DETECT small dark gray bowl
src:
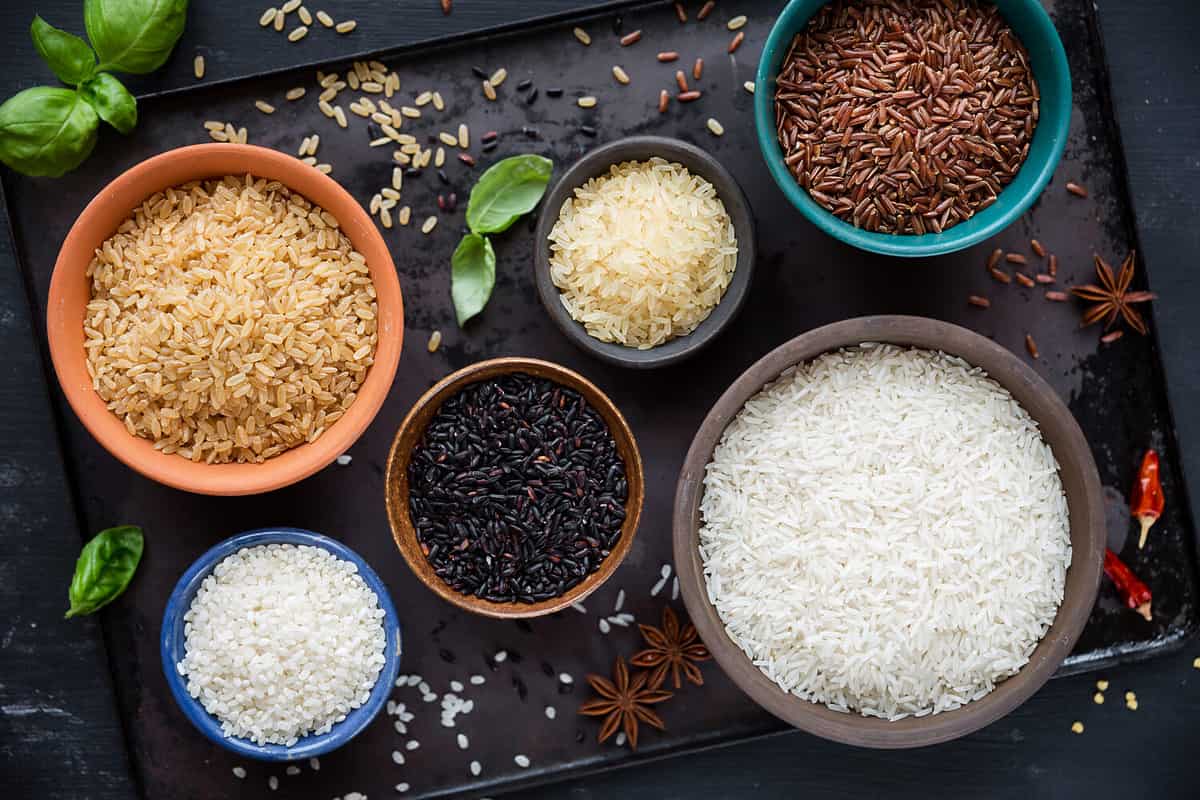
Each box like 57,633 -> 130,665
533,136 -> 755,369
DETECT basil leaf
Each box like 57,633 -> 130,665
0,87 -> 98,177
451,233 -> 496,326
79,72 -> 137,134
31,16 -> 97,86
85,0 -> 189,75
465,154 -> 553,235
65,525 -> 144,619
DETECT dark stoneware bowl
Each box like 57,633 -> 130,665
533,135 -> 755,369
673,316 -> 1105,748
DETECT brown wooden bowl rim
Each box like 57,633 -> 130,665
385,357 -> 644,619
672,315 -> 1104,748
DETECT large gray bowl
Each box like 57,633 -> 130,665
673,316 -> 1104,748
533,136 -> 755,369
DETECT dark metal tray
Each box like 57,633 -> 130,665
4,0 -> 1197,797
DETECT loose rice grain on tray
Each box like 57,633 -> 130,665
83,175 -> 378,464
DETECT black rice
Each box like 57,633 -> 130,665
408,372 -> 628,604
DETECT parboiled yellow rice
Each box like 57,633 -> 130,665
547,158 -> 737,350
84,175 -> 378,464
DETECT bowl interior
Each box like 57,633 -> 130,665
46,143 -> 404,495
673,316 -> 1104,748
754,0 -> 1072,257
385,357 -> 644,618
159,528 -> 402,761
533,136 -> 756,368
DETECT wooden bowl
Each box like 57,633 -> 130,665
673,315 -> 1104,748
385,357 -> 644,618
46,144 -> 403,495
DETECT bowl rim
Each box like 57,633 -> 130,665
46,143 -> 404,495
384,356 -> 644,618
159,527 -> 402,761
753,0 -> 1072,257
532,134 -> 756,369
672,315 -> 1104,748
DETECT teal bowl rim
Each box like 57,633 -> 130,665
753,0 -> 1072,257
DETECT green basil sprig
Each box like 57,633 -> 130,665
85,0 -> 189,75
451,233 -> 497,326
0,1 -> 188,178
65,525 -> 144,618
452,154 -> 553,326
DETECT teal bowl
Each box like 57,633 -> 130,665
754,0 -> 1072,257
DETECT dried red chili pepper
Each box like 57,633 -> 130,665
1103,548 -> 1152,621
1130,449 -> 1164,549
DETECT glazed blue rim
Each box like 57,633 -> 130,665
754,0 -> 1073,257
160,528 -> 402,762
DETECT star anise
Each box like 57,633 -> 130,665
578,656 -> 672,750
631,606 -> 711,690
1070,250 -> 1156,335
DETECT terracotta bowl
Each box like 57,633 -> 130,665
46,144 -> 403,496
385,357 -> 643,618
673,316 -> 1104,748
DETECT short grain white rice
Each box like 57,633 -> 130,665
177,544 -> 386,745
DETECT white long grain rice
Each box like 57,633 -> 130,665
547,158 -> 737,349
84,175 -> 377,464
698,344 -> 1071,721
177,544 -> 387,745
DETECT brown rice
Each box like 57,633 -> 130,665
83,175 -> 378,464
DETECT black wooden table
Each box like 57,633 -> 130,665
1,2 -> 1198,798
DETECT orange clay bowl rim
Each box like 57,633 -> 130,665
46,144 -> 404,496
384,357 -> 644,619
672,315 -> 1104,749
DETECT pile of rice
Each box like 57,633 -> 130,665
547,158 -> 738,349
177,543 -> 387,746
699,344 -> 1071,720
84,174 -> 378,464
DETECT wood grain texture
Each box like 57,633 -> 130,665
0,198 -> 136,797
1096,0 -> 1200,562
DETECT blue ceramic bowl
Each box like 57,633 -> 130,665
160,528 -> 402,761
754,0 -> 1072,257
